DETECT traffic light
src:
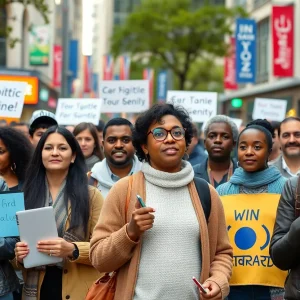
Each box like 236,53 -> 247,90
231,98 -> 243,108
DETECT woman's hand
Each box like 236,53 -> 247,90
200,281 -> 222,299
126,200 -> 155,242
37,237 -> 75,258
15,242 -> 29,264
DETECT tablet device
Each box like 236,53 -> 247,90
16,206 -> 63,268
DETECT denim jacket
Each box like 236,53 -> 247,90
0,179 -> 20,296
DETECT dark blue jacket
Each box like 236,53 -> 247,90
188,143 -> 207,167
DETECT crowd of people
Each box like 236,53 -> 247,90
0,104 -> 300,300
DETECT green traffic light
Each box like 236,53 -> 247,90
231,98 -> 243,108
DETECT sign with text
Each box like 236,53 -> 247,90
272,5 -> 294,77
252,98 -> 287,122
0,192 -> 25,237
99,80 -> 149,113
236,18 -> 256,83
0,80 -> 27,118
55,98 -> 101,125
166,91 -> 217,123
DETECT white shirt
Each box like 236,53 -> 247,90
282,157 -> 300,177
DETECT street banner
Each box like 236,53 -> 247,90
53,45 -> 62,88
143,68 -> 154,106
83,56 -> 92,93
224,37 -> 238,90
156,70 -> 168,102
29,25 -> 50,66
272,5 -> 294,77
0,192 -> 25,237
0,80 -> 27,118
69,40 -> 79,95
252,98 -> 287,121
166,90 -> 217,123
99,80 -> 149,113
221,194 -> 287,287
103,55 -> 114,80
55,98 -> 101,125
235,19 -> 256,83
119,55 -> 131,80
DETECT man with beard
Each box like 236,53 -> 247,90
89,118 -> 141,198
194,115 -> 238,188
269,117 -> 300,178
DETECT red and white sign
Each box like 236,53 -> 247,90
53,45 -> 62,88
224,37 -> 238,90
272,5 -> 294,77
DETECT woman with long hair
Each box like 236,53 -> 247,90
217,119 -> 287,300
73,122 -> 104,171
90,104 -> 232,300
15,126 -> 104,300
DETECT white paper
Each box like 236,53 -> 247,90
0,80 -> 27,118
167,90 -> 218,123
55,98 -> 102,125
99,80 -> 149,113
252,98 -> 287,122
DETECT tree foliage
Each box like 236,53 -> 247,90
112,0 -> 246,90
0,0 -> 50,47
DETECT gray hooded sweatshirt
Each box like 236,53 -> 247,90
90,155 -> 142,198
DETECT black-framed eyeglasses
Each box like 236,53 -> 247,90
147,127 -> 186,141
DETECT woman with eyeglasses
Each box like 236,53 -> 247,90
90,104 -> 232,300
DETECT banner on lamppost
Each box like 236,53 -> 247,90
156,70 -> 168,102
53,45 -> 62,88
272,5 -> 294,77
119,55 -> 131,80
224,37 -> 238,90
29,25 -> 50,66
103,55 -> 114,80
235,19 -> 256,83
143,68 -> 154,106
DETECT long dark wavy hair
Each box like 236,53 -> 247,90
0,127 -> 33,182
23,126 -> 90,235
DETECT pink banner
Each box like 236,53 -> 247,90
53,45 -> 62,88
272,5 -> 294,77
119,56 -> 131,80
103,55 -> 114,80
224,37 -> 238,90
143,68 -> 154,106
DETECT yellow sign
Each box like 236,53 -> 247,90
221,193 -> 287,287
0,75 -> 38,104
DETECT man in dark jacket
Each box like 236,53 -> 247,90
194,115 -> 238,188
270,176 -> 300,299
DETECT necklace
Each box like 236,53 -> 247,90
207,160 -> 233,188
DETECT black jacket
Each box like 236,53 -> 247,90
270,177 -> 300,299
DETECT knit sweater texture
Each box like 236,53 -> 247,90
90,164 -> 233,300
134,162 -> 200,299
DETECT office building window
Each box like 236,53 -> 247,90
254,0 -> 269,9
0,8 -> 6,66
256,18 -> 269,83
234,0 -> 247,6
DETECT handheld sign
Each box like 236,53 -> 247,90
55,98 -> 102,125
252,98 -> 287,122
167,90 -> 217,123
0,192 -> 25,237
100,80 -> 149,113
0,80 -> 27,118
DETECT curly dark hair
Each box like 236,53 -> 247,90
133,103 -> 193,162
0,127 -> 33,181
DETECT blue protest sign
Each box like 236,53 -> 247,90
0,192 -> 25,237
235,18 -> 256,83
156,70 -> 168,102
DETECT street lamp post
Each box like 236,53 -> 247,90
61,0 -> 69,98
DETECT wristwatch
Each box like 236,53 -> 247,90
70,244 -> 79,260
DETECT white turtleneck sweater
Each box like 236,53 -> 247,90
133,161 -> 201,300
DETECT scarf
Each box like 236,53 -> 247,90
23,179 -> 85,300
85,154 -> 100,172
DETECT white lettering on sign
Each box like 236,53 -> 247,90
100,80 -> 149,113
252,98 -> 287,122
274,15 -> 292,70
167,91 -> 217,123
55,98 -> 102,125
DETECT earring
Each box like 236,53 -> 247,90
11,163 -> 16,172
183,153 -> 189,160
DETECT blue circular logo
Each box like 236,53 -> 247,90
234,227 -> 256,250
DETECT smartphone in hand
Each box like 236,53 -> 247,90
192,277 -> 208,294
136,194 -> 146,207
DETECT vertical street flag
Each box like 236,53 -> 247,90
83,55 -> 92,93
53,45 -> 62,88
236,19 -> 256,83
272,5 -> 294,77
103,55 -> 114,80
224,37 -> 238,90
68,40 -> 78,95
156,70 -> 168,102
119,55 -> 131,80
143,68 -> 154,106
